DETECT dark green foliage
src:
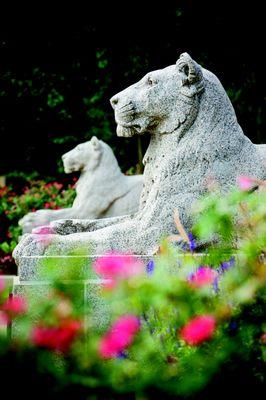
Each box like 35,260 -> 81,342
0,2 -> 264,176
0,178 -> 75,273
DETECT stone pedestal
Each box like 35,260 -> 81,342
11,255 -> 153,338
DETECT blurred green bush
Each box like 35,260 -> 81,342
0,181 -> 265,398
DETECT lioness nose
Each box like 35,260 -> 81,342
110,95 -> 119,108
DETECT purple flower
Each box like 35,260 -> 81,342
213,276 -> 219,293
214,257 -> 236,291
218,257 -> 235,274
229,321 -> 238,331
146,260 -> 155,276
188,233 -> 196,252
117,351 -> 128,359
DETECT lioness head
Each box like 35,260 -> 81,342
62,136 -> 102,173
110,53 -> 205,137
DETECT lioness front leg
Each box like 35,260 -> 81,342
19,208 -> 78,234
50,213 -> 136,235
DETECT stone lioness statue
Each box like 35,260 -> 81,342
19,137 -> 143,233
14,53 -> 266,263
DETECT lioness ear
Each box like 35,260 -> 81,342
91,136 -> 101,151
176,53 -> 204,97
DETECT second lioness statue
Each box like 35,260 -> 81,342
19,137 -> 143,233
13,53 -> 266,263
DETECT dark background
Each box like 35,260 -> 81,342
0,1 -> 265,177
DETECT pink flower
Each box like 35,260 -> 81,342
99,315 -> 140,359
180,315 -> 216,346
31,226 -> 55,246
2,295 -> 28,317
31,319 -> 82,353
237,176 -> 254,191
189,267 -> 218,288
32,225 -> 55,235
111,315 -> 140,336
0,311 -> 8,326
34,234 -> 54,246
93,252 -> 143,289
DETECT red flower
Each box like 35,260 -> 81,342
260,333 -> 266,344
31,319 -> 82,353
180,315 -> 216,346
99,315 -> 140,359
53,182 -> 63,190
23,186 -> 30,194
2,295 -> 28,317
0,186 -> 9,197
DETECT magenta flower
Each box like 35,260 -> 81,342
93,252 -> 144,289
180,315 -> 216,346
189,266 -> 218,288
0,311 -> 8,326
2,295 -> 28,317
32,225 -> 55,235
31,225 -> 55,247
112,315 -> 140,336
99,315 -> 140,359
237,176 -> 254,191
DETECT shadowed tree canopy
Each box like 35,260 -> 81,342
0,1 -> 265,176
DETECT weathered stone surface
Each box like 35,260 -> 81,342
18,255 -> 153,281
13,53 -> 266,263
19,137 -> 143,233
12,280 -> 110,337
257,144 -> 266,162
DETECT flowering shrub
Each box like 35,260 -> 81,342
93,252 -> 144,289
0,180 -> 265,398
180,315 -> 216,345
0,179 -> 75,273
99,315 -> 140,358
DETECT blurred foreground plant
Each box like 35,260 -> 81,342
0,180 -> 265,398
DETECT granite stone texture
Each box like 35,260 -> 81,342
19,137 -> 143,233
13,53 -> 266,264
18,255 -> 152,281
12,280 -> 110,338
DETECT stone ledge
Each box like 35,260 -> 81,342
18,255 -> 153,282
